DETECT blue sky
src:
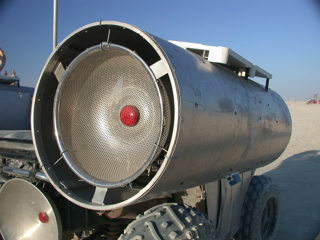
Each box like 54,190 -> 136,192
0,0 -> 319,100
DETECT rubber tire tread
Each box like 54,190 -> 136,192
234,175 -> 280,240
119,202 -> 219,240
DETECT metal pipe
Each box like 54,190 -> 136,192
35,172 -> 49,182
53,0 -> 58,50
2,167 -> 49,182
2,167 -> 29,177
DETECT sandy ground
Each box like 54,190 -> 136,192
256,101 -> 320,240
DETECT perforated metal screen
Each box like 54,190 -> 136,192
54,44 -> 164,187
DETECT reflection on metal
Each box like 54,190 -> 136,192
0,178 -> 62,240
1,166 -> 49,182
35,172 -> 49,182
2,167 -> 29,177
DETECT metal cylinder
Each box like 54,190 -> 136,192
31,21 -> 291,210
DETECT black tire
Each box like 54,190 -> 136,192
119,203 -> 219,240
235,175 -> 280,240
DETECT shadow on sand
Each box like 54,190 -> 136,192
260,150 -> 320,240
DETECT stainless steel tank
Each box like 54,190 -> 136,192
31,21 -> 291,210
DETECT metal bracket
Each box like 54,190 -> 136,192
92,186 -> 108,205
265,78 -> 269,92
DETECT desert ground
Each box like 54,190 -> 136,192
256,101 -> 320,240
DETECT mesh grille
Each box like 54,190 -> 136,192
54,44 -> 163,187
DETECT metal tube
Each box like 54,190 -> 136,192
2,167 -> 29,177
35,172 -> 49,182
2,167 -> 49,182
53,0 -> 58,50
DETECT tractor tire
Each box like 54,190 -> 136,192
119,202 -> 219,240
234,175 -> 280,240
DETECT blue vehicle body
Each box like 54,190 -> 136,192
0,76 -> 34,130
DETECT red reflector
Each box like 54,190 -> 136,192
120,105 -> 139,127
38,212 -> 48,223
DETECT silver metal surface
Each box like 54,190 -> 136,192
1,167 -> 49,182
2,167 -> 29,177
53,0 -> 57,50
0,178 -> 62,240
146,34 -> 292,200
35,172 -> 49,182
31,21 -> 291,210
